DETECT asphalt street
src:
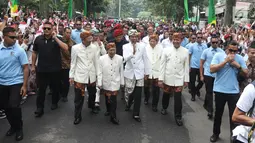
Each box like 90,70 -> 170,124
0,85 -> 232,143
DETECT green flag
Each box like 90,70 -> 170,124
184,0 -> 189,25
68,0 -> 73,19
208,0 -> 216,25
84,0 -> 87,16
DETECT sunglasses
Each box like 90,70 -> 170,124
76,24 -> 82,26
192,38 -> 196,39
7,36 -> 17,39
212,42 -> 218,44
229,49 -> 238,53
43,27 -> 52,31
197,37 -> 203,39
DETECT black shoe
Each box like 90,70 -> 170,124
95,106 -> 101,112
110,118 -> 119,125
191,96 -> 195,101
34,109 -> 44,118
144,100 -> 148,105
175,118 -> 183,126
210,134 -> 219,142
104,112 -> 110,116
208,112 -> 213,119
125,105 -> 130,111
73,118 -> 82,125
51,104 -> 58,110
6,128 -> 16,136
161,109 -> 167,115
196,91 -> 201,97
133,116 -> 141,122
91,108 -> 98,114
152,106 -> 158,112
62,97 -> 68,102
15,130 -> 23,141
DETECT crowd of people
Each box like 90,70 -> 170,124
1,9 -> 255,143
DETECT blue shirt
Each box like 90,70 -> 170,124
211,53 -> 247,94
0,43 -> 28,85
185,42 -> 195,50
181,37 -> 189,47
189,42 -> 208,69
201,47 -> 224,77
71,29 -> 84,44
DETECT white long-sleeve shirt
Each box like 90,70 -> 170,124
97,54 -> 124,91
92,41 -> 107,58
145,43 -> 163,79
159,46 -> 189,86
123,42 -> 151,80
69,43 -> 99,84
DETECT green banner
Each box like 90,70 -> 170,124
208,0 -> 216,25
184,0 -> 190,24
68,0 -> 73,19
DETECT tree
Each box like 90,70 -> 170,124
223,0 -> 236,26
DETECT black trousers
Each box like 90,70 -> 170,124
128,86 -> 142,116
144,79 -> 160,107
105,95 -> 117,119
190,68 -> 204,96
162,92 -> 182,119
60,69 -> 70,98
0,84 -> 23,131
36,72 -> 61,109
204,75 -> 215,113
74,84 -> 96,119
213,92 -> 239,135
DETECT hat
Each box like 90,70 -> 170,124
128,29 -> 138,36
113,24 -> 122,30
80,31 -> 92,40
224,34 -> 231,40
113,29 -> 123,37
106,43 -> 116,50
91,28 -> 99,35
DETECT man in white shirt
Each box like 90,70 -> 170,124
159,32 -> 189,126
91,29 -> 107,113
161,29 -> 174,48
144,35 -> 163,112
97,43 -> 124,125
123,29 -> 151,122
69,31 -> 99,125
142,26 -> 154,45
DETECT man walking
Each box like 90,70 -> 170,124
0,27 -> 29,141
209,41 -> 248,142
123,29 -> 151,122
32,21 -> 68,117
97,43 -> 124,125
159,32 -> 189,126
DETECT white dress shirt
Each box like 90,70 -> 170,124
92,41 -> 107,58
142,35 -> 150,45
69,43 -> 99,84
97,54 -> 124,91
123,42 -> 151,80
159,46 -> 189,86
145,43 -> 163,79
161,38 -> 173,48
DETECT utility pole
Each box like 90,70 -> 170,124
119,0 -> 121,19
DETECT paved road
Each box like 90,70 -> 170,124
0,86 -> 232,143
